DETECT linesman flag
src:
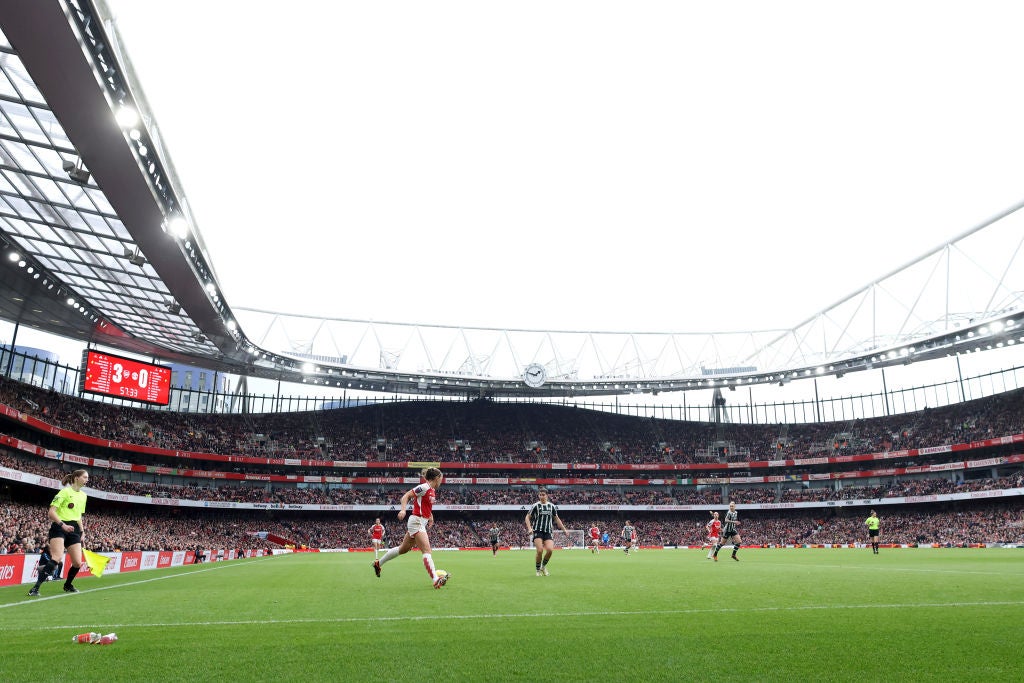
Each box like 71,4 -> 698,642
82,548 -> 111,578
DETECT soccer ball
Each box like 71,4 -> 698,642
434,569 -> 450,587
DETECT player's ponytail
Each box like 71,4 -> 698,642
62,469 -> 88,486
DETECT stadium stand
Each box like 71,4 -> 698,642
2,375 -> 1023,554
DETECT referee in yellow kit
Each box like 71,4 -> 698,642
28,469 -> 90,596
865,510 -> 881,555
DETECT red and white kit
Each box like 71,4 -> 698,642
406,483 -> 435,536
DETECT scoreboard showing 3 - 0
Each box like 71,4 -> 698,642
79,350 -> 172,406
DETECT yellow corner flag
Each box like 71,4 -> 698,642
82,549 -> 111,578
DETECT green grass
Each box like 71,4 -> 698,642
2,548 -> 1023,682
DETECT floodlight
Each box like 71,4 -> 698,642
115,106 -> 139,128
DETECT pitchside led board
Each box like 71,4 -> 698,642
79,350 -> 172,406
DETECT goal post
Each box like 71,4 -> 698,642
553,529 -> 585,549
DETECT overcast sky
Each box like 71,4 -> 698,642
104,1 -> 1024,334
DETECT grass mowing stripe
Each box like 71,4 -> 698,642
15,598 -> 1024,632
756,561 -> 1021,576
0,555 -> 275,609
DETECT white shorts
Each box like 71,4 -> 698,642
708,536 -> 720,544
371,538 -> 383,546
406,515 -> 429,537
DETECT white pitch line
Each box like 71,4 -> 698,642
0,556 -> 273,610
17,599 -> 1024,633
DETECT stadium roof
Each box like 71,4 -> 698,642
0,0 -> 1022,398
0,0 -> 234,368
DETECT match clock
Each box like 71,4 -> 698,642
523,363 -> 548,388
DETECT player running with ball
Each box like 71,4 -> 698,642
373,468 -> 449,588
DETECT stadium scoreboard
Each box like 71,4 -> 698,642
79,350 -> 172,406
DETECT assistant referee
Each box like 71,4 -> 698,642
28,469 -> 90,596
865,510 -> 881,555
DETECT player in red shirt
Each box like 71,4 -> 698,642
373,467 -> 449,588
706,511 -> 722,560
368,518 -> 386,560
589,524 -> 601,554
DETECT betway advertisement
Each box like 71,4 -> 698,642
0,554 -> 27,587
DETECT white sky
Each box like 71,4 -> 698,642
104,1 -> 1024,334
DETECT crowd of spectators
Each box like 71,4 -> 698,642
4,498 -> 1022,553
2,376 -> 1023,467
4,442 -> 1023,511
779,474 -> 1024,502
0,500 -> 274,554
4,445 -> 1022,509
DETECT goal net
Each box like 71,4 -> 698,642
553,529 -> 585,549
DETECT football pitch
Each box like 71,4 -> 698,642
1,548 -> 1022,682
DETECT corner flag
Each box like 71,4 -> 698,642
82,548 -> 111,578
